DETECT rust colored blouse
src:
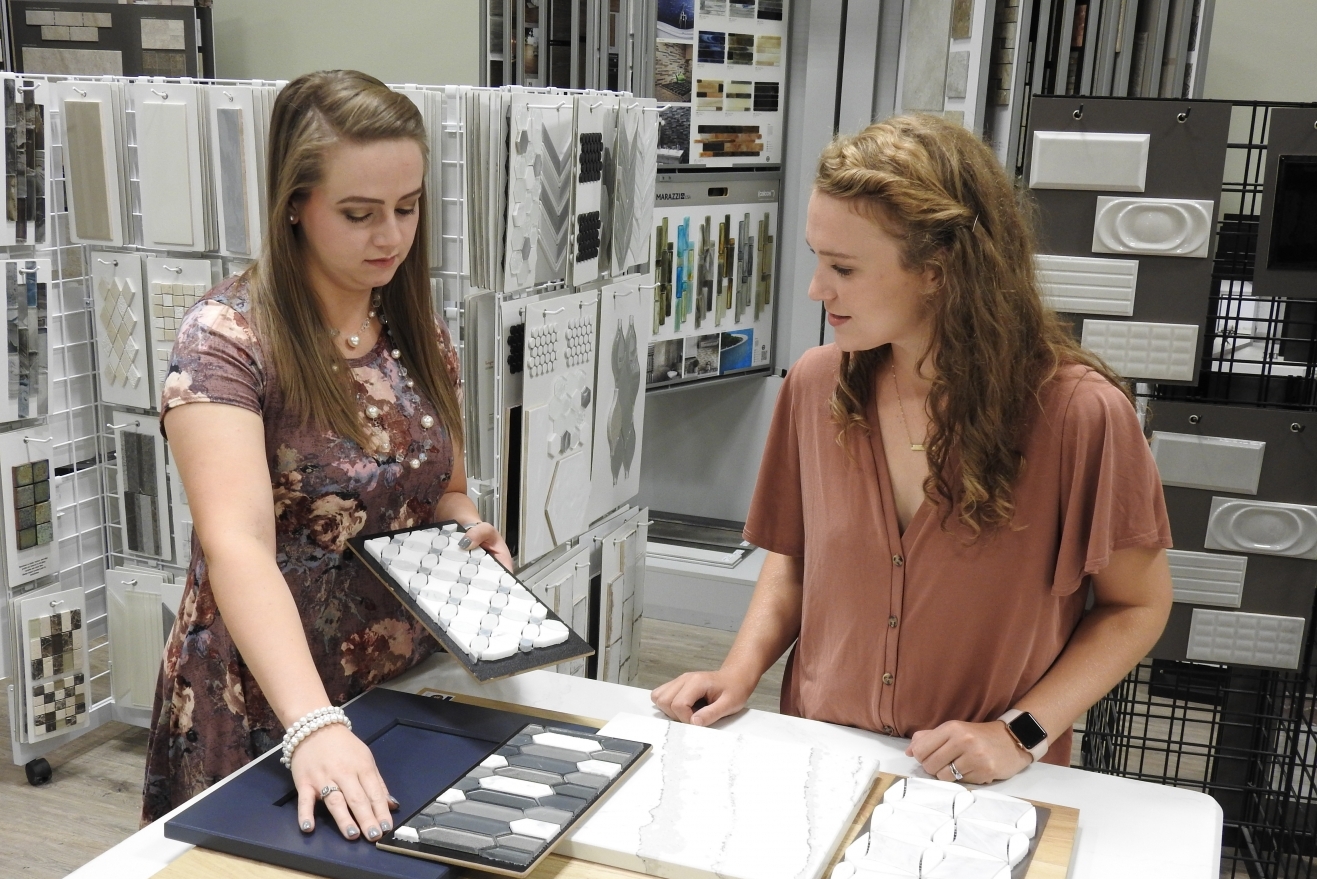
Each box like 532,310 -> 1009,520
743,346 -> 1172,763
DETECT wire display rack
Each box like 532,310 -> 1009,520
1078,99 -> 1317,879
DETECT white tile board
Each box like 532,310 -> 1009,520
90,251 -> 152,410
1080,319 -> 1197,381
1092,196 -> 1213,258
1166,549 -> 1247,608
1205,497 -> 1317,560
1036,254 -> 1139,316
1187,609 -> 1305,669
1029,131 -> 1150,191
1150,431 -> 1265,495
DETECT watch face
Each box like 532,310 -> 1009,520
1009,713 -> 1048,750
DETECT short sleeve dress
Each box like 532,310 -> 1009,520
743,346 -> 1172,763
141,277 -> 461,823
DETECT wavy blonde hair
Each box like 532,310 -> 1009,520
816,114 -> 1130,535
245,70 -> 462,451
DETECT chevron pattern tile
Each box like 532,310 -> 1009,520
536,105 -> 573,286
612,98 -> 658,272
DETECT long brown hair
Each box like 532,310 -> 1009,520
245,70 -> 462,452
816,114 -> 1130,535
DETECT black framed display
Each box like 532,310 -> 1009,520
8,0 -> 201,78
1268,156 -> 1317,271
1253,107 -> 1317,299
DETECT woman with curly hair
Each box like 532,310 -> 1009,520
652,114 -> 1173,784
141,70 -> 511,838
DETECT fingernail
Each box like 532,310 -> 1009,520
458,536 -> 471,549
346,826 -> 359,839
301,820 -> 312,832
381,820 -> 392,832
388,795 -> 400,808
367,826 -> 381,840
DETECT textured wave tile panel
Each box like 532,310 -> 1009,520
1186,609 -> 1305,669
1204,497 -> 1317,560
1150,431 -> 1265,495
1080,320 -> 1197,381
1166,549 -> 1248,608
562,713 -> 880,879
1092,196 -> 1214,258
1029,131 -> 1150,192
1036,254 -> 1139,315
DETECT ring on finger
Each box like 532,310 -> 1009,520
320,783 -> 340,799
949,762 -> 964,782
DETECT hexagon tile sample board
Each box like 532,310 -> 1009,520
587,279 -> 650,524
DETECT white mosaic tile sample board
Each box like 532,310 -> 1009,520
145,256 -> 212,393
523,542 -> 591,678
90,250 -> 151,410
561,712 -> 879,879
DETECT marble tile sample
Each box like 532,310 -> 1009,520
19,587 -> 88,743
1150,431 -> 1265,494
1204,497 -> 1317,560
216,107 -> 250,255
562,712 -> 880,879
23,47 -> 124,76
141,18 -> 186,50
611,97 -> 658,273
91,252 -> 152,410
0,429 -> 58,585
62,99 -> 113,241
1187,609 -> 1305,669
1092,196 -> 1213,258
1167,549 -> 1247,607
588,281 -> 649,525
3,75 -> 50,247
1029,131 -> 1150,192
1080,319 -> 1197,381
945,51 -> 970,100
1036,254 -> 1138,315
384,722 -> 648,874
360,524 -> 589,673
136,100 -> 197,248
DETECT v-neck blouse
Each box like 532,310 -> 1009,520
743,346 -> 1171,763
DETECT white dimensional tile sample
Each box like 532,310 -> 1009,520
386,722 -> 647,872
1092,196 -> 1214,258
0,428 -> 58,586
0,258 -> 51,422
596,508 -> 647,685
535,100 -> 575,286
112,411 -> 172,559
107,567 -> 181,711
1205,497 -> 1317,560
562,712 -> 880,879
587,281 -> 650,524
570,96 -> 607,286
57,80 -> 127,246
1187,609 -> 1305,669
130,81 -> 208,251
1166,549 -> 1248,607
167,456 -> 194,567
1080,320 -> 1197,381
612,97 -> 658,273
1029,131 -> 1150,191
91,251 -> 152,410
1035,254 -> 1138,316
523,542 -> 592,677
504,93 -> 544,293
1150,431 -> 1265,495
1,75 -> 52,247
145,257 -> 212,391
19,586 -> 89,743
363,525 -> 577,664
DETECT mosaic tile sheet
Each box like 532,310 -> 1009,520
363,525 -> 573,663
385,723 -> 647,874
27,607 -> 81,681
29,672 -> 86,738
0,428 -> 57,585
98,277 -> 144,390
4,75 -> 48,246
150,280 -> 206,387
12,457 -> 52,550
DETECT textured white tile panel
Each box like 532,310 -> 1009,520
1150,432 -> 1265,495
1080,320 -> 1198,381
1092,196 -> 1214,258
1187,609 -> 1305,669
1036,254 -> 1139,315
1029,131 -> 1150,191
1205,497 -> 1317,560
1166,550 -> 1248,607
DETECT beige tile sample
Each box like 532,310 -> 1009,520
62,100 -> 113,241
902,0 -> 954,112
140,18 -> 186,51
23,47 -> 123,76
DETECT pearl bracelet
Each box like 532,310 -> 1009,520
280,706 -> 352,768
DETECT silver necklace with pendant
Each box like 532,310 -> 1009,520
330,295 -> 381,349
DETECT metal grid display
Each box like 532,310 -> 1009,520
1078,99 -> 1317,879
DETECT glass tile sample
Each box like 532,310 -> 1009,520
4,77 -> 48,246
754,34 -> 782,66
726,33 -> 754,65
1267,155 -> 1317,270
698,30 -> 727,64
1149,431 -> 1265,494
730,0 -> 756,18
695,123 -> 762,158
725,81 -> 751,112
562,713 -> 879,879
700,0 -> 727,13
696,79 -> 724,111
217,106 -> 250,255
384,722 -> 647,875
757,0 -> 784,19
62,99 -> 112,241
752,81 -> 779,112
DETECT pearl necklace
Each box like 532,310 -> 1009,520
329,295 -> 380,349
351,307 -> 440,469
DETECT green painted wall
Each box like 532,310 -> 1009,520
1203,0 -> 1317,102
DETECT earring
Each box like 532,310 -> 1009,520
288,215 -> 297,224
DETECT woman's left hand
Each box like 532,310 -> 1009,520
459,521 -> 513,569
906,720 -> 1034,784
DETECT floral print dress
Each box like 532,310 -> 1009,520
141,278 -> 460,823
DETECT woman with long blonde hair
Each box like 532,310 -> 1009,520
142,70 -> 510,838
653,114 -> 1173,783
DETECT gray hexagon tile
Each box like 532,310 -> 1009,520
386,723 -> 647,874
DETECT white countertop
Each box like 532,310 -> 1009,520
67,654 -> 1222,879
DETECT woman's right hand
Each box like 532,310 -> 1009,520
291,723 -> 398,840
651,669 -> 756,727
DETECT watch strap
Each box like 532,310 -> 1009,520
998,708 -> 1050,762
